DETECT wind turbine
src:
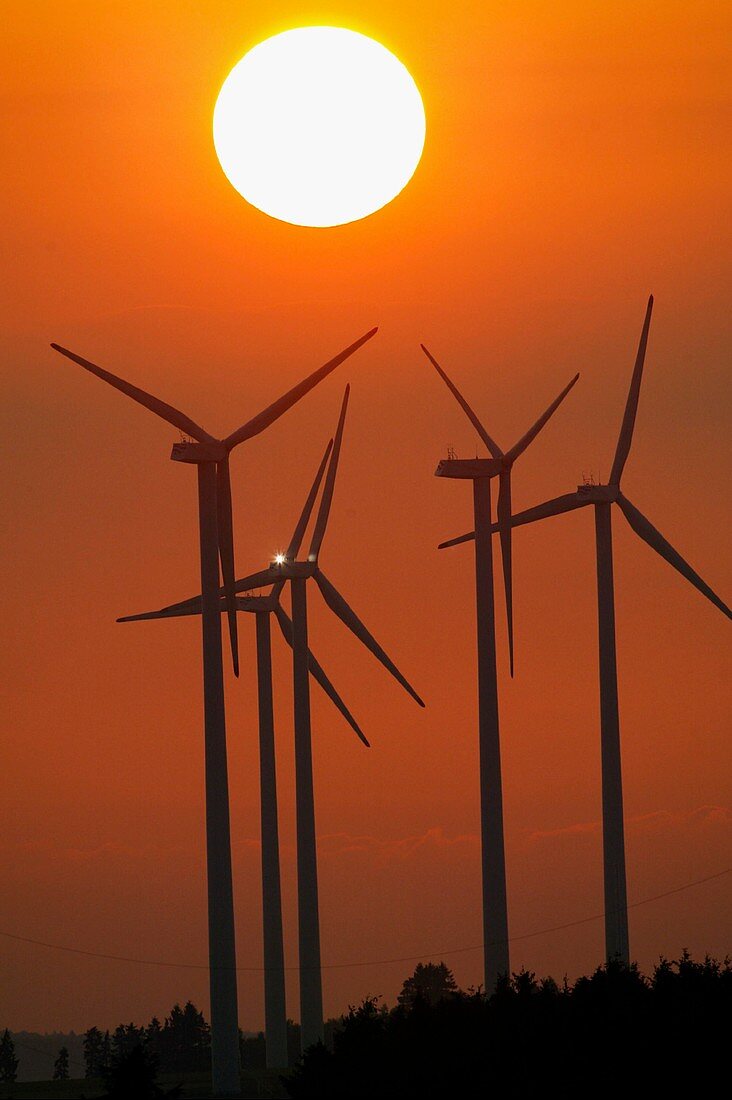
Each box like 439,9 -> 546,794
49,329 -> 377,1096
214,384 -> 425,1049
421,342 -> 579,993
118,438 -> 370,1070
439,296 -> 731,964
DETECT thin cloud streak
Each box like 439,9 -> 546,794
528,804 -> 731,845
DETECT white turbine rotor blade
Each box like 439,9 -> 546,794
504,373 -> 580,463
223,328 -> 377,450
609,295 -> 654,486
420,345 -> 503,458
617,494 -> 731,619
308,385 -> 350,561
285,440 -> 333,560
313,569 -> 425,707
50,344 -> 216,443
273,605 -> 370,747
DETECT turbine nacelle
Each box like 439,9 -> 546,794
436,457 -> 504,479
269,559 -> 317,579
171,440 -> 228,464
233,594 -> 279,612
576,484 -> 619,503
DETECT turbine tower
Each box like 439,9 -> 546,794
119,438 -> 370,1070
439,296 -> 731,964
50,329 -> 376,1096
221,385 -> 425,1050
422,343 -> 578,993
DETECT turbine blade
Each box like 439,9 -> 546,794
314,569 -> 425,707
309,385 -> 350,561
438,530 -> 476,550
118,590 -> 206,620
617,494 -> 731,619
286,440 -> 333,560
133,565 -> 277,618
497,470 -> 515,676
223,328 -> 377,450
504,373 -> 580,463
271,578 -> 287,602
216,457 -> 239,676
118,594 -> 255,624
117,604 -> 202,623
609,296 -> 654,486
273,605 -> 370,747
438,492 -> 588,549
493,492 -> 589,530
420,345 -> 503,458
50,344 -> 215,443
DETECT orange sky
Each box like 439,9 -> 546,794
2,1 -> 730,1033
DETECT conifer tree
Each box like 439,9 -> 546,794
0,1029 -> 18,1083
397,961 -> 459,1009
53,1046 -> 70,1081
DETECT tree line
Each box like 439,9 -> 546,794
0,1001 -> 209,1086
82,1001 -> 210,1078
285,952 -> 732,1097
1,953 -> 729,1095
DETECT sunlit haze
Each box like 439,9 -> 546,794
1,0 -> 730,1047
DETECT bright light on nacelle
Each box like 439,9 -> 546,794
274,554 -> 286,565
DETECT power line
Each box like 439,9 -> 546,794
0,866 -> 728,973
355,866 -> 732,970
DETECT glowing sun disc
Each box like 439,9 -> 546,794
213,27 -> 426,227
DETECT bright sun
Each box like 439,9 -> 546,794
213,27 -> 426,228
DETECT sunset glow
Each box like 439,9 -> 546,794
3,0 -> 730,1056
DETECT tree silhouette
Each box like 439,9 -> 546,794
0,1030 -> 18,1083
53,1045 -> 70,1080
397,961 -> 458,1009
81,1003 -> 212,1079
83,1026 -> 111,1077
99,1044 -> 181,1099
145,1016 -> 162,1061
112,1022 -> 146,1060
158,1002 -> 210,1073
